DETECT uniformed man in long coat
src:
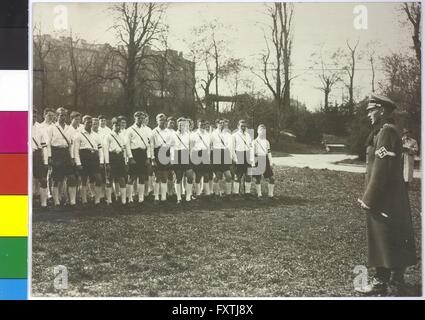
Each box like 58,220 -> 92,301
357,94 -> 417,295
401,128 -> 419,188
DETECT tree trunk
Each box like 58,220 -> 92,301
370,57 -> 375,92
214,47 -> 219,114
324,89 -> 329,112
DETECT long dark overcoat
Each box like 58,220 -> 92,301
362,122 -> 417,269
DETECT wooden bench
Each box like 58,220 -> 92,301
324,143 -> 346,153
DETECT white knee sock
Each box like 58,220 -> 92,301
204,182 -> 211,195
233,182 -> 240,194
106,187 -> 112,204
127,184 -> 133,202
89,183 -> 95,198
167,181 -> 172,195
161,182 -> 167,201
138,184 -> 145,202
186,183 -> 193,201
33,180 -> 40,196
256,184 -> 262,197
146,177 -> 152,195
95,186 -> 102,204
200,177 -> 204,194
196,183 -> 202,196
114,183 -> 120,198
154,182 -> 160,200
81,186 -> 88,204
268,184 -> 275,197
225,182 -> 232,195
52,187 -> 60,206
120,187 -> 127,204
68,186 -> 77,205
213,182 -> 220,195
175,183 -> 182,201
245,182 -> 251,194
40,187 -> 48,207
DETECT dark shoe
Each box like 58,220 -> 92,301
52,205 -> 62,212
243,193 -> 253,200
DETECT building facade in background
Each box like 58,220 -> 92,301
33,34 -> 196,119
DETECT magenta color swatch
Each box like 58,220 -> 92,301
0,112 -> 27,153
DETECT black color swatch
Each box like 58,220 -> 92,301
0,28 -> 28,70
0,0 -> 28,28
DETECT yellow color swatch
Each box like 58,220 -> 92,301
0,196 -> 28,237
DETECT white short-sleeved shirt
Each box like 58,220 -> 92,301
191,129 -> 211,151
211,129 -> 232,150
104,131 -> 127,164
233,130 -> 252,153
74,130 -> 104,165
151,126 -> 173,149
253,138 -> 270,156
126,124 -> 152,158
32,123 -> 49,164
46,123 -> 72,148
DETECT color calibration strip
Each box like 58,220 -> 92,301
0,0 -> 29,300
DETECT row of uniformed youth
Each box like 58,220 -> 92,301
32,108 -> 275,209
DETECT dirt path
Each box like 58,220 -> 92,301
274,154 -> 422,178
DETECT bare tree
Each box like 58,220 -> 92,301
253,3 -> 293,138
311,48 -> 341,112
221,58 -> 245,110
65,32 -> 113,110
33,25 -> 52,107
364,41 -> 381,93
145,29 -> 172,110
402,2 -> 421,64
109,3 -> 167,114
186,21 -> 231,114
343,39 -> 359,116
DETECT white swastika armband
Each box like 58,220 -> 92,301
375,146 -> 396,159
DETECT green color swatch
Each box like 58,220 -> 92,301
0,237 -> 27,278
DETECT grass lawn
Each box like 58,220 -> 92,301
271,136 -> 326,155
32,167 -> 422,297
334,157 -> 365,166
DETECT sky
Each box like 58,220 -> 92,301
32,1 -> 415,110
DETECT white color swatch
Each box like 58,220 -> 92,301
0,70 -> 29,111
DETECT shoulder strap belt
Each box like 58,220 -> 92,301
80,132 -> 95,149
55,125 -> 70,147
132,127 -> 149,149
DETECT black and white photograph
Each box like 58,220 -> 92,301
31,1 -> 422,298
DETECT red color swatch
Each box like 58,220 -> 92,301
0,154 -> 27,195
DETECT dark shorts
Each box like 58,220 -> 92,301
211,148 -> 231,173
172,150 -> 191,173
33,149 -> 47,180
154,147 -> 171,171
253,155 -> 274,179
80,149 -> 100,178
51,147 -> 74,181
109,152 -> 126,178
235,151 -> 251,177
129,148 -> 148,176
191,150 -> 211,176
